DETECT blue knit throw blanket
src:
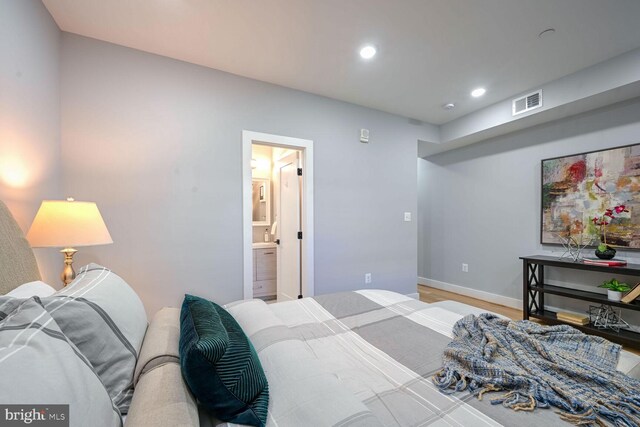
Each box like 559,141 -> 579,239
433,314 -> 640,426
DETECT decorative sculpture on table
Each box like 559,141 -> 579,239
555,221 -> 593,262
589,304 -> 631,333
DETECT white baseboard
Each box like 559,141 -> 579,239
406,292 -> 419,300
418,277 -> 521,310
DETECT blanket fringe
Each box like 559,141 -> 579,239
433,368 -> 640,427
434,315 -> 640,426
432,368 -> 469,394
556,408 -> 597,425
549,400 -> 640,426
476,384 -> 501,401
595,401 -> 640,427
490,391 -> 536,411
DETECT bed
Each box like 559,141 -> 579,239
197,290 -> 640,426
2,199 -> 639,426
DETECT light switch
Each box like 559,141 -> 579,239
404,212 -> 411,222
360,128 -> 369,143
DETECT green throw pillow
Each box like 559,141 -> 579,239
179,294 -> 269,427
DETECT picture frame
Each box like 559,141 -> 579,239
540,143 -> 640,249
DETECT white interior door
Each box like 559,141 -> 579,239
277,152 -> 301,301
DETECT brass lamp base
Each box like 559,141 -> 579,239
60,247 -> 78,286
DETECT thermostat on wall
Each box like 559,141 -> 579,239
360,128 -> 370,143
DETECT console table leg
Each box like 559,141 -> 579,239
538,265 -> 545,314
522,259 -> 529,320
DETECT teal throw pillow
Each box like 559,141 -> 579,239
179,294 -> 269,427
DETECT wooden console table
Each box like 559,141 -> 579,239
521,255 -> 640,348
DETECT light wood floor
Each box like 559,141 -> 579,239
418,284 -> 640,356
418,285 -> 521,319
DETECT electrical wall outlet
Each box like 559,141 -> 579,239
404,212 -> 411,222
365,273 -> 372,284
462,263 -> 469,273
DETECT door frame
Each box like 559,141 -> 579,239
242,130 -> 314,300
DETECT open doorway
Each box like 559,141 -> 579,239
242,131 -> 314,302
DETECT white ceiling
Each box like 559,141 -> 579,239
43,0 -> 640,125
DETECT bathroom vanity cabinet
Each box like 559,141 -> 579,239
253,247 -> 277,298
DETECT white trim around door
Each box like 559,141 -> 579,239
242,130 -> 314,300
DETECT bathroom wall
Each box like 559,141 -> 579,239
252,144 -> 274,243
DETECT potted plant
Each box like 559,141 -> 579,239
599,278 -> 632,302
592,204 -> 629,259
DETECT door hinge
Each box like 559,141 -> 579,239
297,168 -> 303,176
297,231 -> 303,239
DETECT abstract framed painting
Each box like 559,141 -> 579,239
541,143 -> 640,249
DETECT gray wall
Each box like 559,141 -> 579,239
417,158 -> 430,280
0,0 -> 61,285
61,34 -> 427,315
419,98 -> 640,306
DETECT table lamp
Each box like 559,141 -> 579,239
27,198 -> 113,286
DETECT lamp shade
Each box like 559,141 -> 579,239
27,200 -> 113,248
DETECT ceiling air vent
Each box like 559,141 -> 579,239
512,90 -> 542,116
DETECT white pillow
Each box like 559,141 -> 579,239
0,297 -> 122,427
6,280 -> 56,298
47,263 -> 148,414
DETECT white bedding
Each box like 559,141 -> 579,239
200,291 -> 640,426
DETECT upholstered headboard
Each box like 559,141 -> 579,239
0,201 -> 41,294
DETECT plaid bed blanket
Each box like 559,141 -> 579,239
222,290 -> 640,426
434,313 -> 640,426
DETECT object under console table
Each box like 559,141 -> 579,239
521,255 -> 640,348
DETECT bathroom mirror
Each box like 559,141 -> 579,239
252,178 -> 271,226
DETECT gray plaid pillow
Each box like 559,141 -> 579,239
0,297 -> 122,427
41,264 -> 148,414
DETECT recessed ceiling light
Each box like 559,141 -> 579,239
471,87 -> 486,98
442,103 -> 455,110
359,45 -> 377,59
